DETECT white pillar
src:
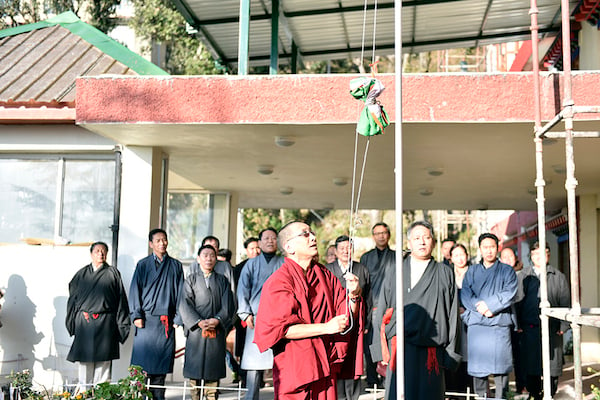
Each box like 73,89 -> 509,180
579,22 -> 600,70
579,193 -> 600,362
227,192 -> 240,258
113,145 -> 165,378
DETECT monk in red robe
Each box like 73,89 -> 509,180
254,221 -> 363,400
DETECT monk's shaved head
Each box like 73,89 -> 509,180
278,221 -> 305,256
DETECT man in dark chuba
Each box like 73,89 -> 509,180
129,229 -> 184,400
66,242 -> 130,386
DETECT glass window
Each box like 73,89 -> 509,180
0,157 -> 115,244
0,160 -> 58,242
166,192 -> 229,260
62,161 -> 115,244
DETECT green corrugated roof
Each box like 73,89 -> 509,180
0,11 -> 168,76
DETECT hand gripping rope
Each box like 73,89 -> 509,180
341,0 -> 389,336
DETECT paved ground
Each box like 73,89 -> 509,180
162,361 -> 600,400
163,370 -> 385,400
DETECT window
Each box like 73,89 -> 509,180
0,156 -> 116,244
166,192 -> 230,260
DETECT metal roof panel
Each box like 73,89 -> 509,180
0,13 -> 163,107
174,0 -> 578,69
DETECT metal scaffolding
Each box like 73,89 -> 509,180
530,0 -> 600,398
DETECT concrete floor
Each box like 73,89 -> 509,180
163,368 -> 385,400
161,361 -> 600,400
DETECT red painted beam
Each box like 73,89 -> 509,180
76,73 -> 600,125
509,40 -> 532,72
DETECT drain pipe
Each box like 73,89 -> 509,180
111,145 -> 123,268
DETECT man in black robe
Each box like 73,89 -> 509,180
66,241 -> 130,386
516,241 -> 570,399
129,228 -> 184,400
360,222 -> 395,387
326,235 -> 371,400
373,220 -> 461,400
441,238 -> 456,266
180,245 -> 236,400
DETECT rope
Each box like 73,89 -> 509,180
342,0 -> 379,335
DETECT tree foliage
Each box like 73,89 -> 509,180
1,0 -> 40,29
128,0 -> 222,75
86,0 -> 121,33
241,208 -> 400,263
1,0 -> 120,32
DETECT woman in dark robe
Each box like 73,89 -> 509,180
180,245 -> 235,400
444,243 -> 472,399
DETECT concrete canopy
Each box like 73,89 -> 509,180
76,72 -> 600,211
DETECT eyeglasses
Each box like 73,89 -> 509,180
287,230 -> 316,243
373,231 -> 389,236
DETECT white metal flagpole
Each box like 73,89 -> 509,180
394,0 -> 404,399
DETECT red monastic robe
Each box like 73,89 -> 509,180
254,258 -> 363,400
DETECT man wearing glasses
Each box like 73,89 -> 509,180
254,221 -> 363,400
360,222 -> 395,388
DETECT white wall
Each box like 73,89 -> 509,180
580,193 -> 600,361
0,143 -> 188,391
0,244 -> 92,388
0,125 -> 116,149
579,22 -> 600,70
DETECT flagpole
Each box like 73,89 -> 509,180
394,0 -> 404,399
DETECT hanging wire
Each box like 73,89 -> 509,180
372,0 -> 379,62
342,0 -> 379,335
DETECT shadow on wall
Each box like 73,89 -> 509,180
0,274 -> 44,377
41,296 -> 77,385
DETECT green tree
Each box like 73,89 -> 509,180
0,0 -> 40,29
87,0 -> 121,33
240,207 -> 400,263
1,0 -> 121,32
129,0 -> 222,75
242,208 -> 311,238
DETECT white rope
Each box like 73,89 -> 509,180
372,0 -> 379,63
359,0 -> 369,63
343,0 -> 379,333
349,0 -> 379,271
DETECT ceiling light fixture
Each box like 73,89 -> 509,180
257,165 -> 274,175
419,188 -> 433,196
333,177 -> 348,186
275,136 -> 295,147
280,187 -> 293,195
427,167 -> 444,177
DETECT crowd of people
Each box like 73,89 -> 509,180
65,221 -> 570,400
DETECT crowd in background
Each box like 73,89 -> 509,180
65,221 -> 570,400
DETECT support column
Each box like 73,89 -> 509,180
113,145 -> 166,377
579,193 -> 600,362
228,192 -> 240,258
579,22 -> 600,70
238,0 -> 251,75
291,41 -> 298,74
270,0 -> 279,75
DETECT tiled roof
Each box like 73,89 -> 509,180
0,12 -> 167,108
